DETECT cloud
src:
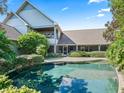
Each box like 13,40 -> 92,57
61,7 -> 69,11
86,16 -> 95,19
98,8 -> 110,13
97,13 -> 105,17
88,0 -> 106,4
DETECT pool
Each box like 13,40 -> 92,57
11,62 -> 118,93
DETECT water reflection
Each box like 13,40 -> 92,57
13,73 -> 91,93
60,76 -> 91,93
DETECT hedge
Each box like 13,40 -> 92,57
69,51 -> 106,58
87,51 -> 106,58
46,53 -> 63,58
69,51 -> 90,57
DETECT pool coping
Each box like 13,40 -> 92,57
44,57 -> 107,64
116,69 -> 124,93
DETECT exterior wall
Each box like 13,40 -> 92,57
48,38 -> 58,45
6,15 -> 27,34
18,4 -> 54,28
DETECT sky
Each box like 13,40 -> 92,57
0,0 -> 112,30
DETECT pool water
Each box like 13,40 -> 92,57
12,63 -> 118,93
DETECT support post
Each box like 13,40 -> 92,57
98,45 -> 101,51
54,26 -> 57,53
63,46 -> 64,54
76,45 -> 78,51
67,45 -> 68,55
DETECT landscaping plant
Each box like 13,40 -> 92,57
0,75 -> 40,93
18,31 -> 49,56
0,31 -> 16,63
106,0 -> 124,71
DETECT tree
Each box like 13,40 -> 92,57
0,30 -> 15,63
0,0 -> 7,14
106,0 -> 124,71
104,0 -> 124,41
18,31 -> 49,56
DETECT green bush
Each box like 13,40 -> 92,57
28,54 -> 44,63
0,31 -> 16,63
0,86 -> 40,93
0,75 -> 12,90
69,51 -> 106,58
69,51 -> 89,57
46,53 -> 62,58
87,51 -> 106,58
107,38 -> 124,71
0,60 -> 14,74
0,75 -> 40,93
0,54 -> 44,74
14,54 -> 44,67
18,31 -> 49,56
36,44 -> 46,56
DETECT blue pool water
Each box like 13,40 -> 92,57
12,63 -> 118,93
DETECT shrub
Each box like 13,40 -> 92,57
106,38 -> 124,71
87,51 -> 106,58
0,86 -> 40,93
69,51 -> 89,57
14,54 -> 44,66
46,53 -> 62,58
0,54 -> 44,74
0,75 -> 12,90
14,55 -> 28,67
36,44 -> 46,56
0,31 -> 16,63
0,75 -> 40,93
69,51 -> 82,57
28,54 -> 44,63
0,59 -> 14,74
18,31 -> 49,56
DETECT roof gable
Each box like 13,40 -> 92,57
58,33 -> 76,45
3,12 -> 28,34
3,12 -> 28,25
0,23 -> 22,40
16,1 -> 54,28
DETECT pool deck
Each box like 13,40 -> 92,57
116,69 -> 124,93
45,57 -> 107,64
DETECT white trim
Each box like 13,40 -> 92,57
14,13 -> 28,26
54,26 -> 57,53
32,25 -> 54,29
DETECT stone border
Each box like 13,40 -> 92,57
116,68 -> 124,93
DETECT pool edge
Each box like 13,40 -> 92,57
116,68 -> 124,93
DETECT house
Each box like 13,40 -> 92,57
2,1 -> 109,55
58,29 -> 110,54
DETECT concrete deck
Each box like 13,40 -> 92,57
116,70 -> 124,93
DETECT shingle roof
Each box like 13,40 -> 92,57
58,28 -> 110,45
0,24 -> 22,40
